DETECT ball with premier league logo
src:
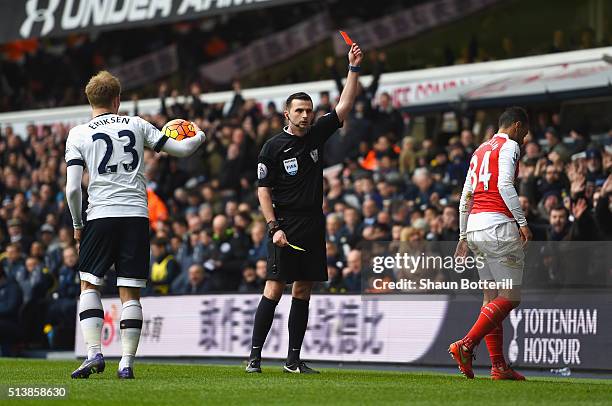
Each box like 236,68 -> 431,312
161,119 -> 198,141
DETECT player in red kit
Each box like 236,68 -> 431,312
450,107 -> 533,380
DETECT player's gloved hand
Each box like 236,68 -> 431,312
195,130 -> 206,143
272,230 -> 288,247
519,225 -> 532,248
74,228 -> 82,242
454,239 -> 469,259
191,122 -> 206,143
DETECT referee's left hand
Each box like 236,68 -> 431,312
272,230 -> 288,247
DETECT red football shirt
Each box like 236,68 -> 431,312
469,134 -> 519,219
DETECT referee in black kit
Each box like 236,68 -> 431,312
246,42 -> 363,374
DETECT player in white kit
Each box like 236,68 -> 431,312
449,107 -> 532,380
66,71 -> 206,379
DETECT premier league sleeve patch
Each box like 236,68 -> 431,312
257,163 -> 268,179
310,149 -> 318,162
283,158 -> 298,176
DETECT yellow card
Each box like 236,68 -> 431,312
287,242 -> 306,252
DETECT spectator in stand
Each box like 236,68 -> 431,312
460,130 -> 477,156
545,127 -> 571,163
1,243 -> 26,278
569,129 -> 590,154
437,205 -> 459,241
550,30 -> 567,53
519,196 -> 548,241
320,260 -> 347,293
406,168 -> 446,207
0,263 -> 23,356
522,142 -> 542,170
326,213 -> 346,245
247,221 -> 267,263
148,238 -> 180,296
546,206 -> 570,241
361,135 -> 400,172
44,246 -> 80,347
341,206 -> 363,248
586,149 -> 606,185
595,175 -> 612,240
567,197 -> 600,242
399,137 -> 417,175
39,224 -> 61,274
14,256 -> 49,308
447,141 -> 469,187
6,218 -> 33,255
172,264 -> 211,295
238,263 -> 263,293
315,91 -> 332,115
361,199 -> 379,227
343,250 -> 362,292
537,164 -> 565,199
373,92 -> 404,142
255,259 -> 268,283
207,214 -> 248,291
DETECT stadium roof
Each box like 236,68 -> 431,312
401,53 -> 612,113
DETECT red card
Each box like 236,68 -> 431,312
339,30 -> 354,46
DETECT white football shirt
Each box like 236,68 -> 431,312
65,113 -> 167,221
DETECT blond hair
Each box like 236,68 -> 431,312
85,71 -> 121,108
400,226 -> 420,242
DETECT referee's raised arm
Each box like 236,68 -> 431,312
334,43 -> 363,123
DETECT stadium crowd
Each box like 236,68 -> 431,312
1,62 -> 611,352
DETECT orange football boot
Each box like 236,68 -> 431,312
491,365 -> 526,380
448,340 -> 475,379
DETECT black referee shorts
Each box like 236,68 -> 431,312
266,212 -> 327,284
78,217 -> 150,288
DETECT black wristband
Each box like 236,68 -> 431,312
349,65 -> 361,73
267,220 -> 281,238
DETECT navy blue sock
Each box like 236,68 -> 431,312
287,297 -> 309,364
250,296 -> 279,359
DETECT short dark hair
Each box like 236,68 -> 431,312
550,205 -> 568,217
498,106 -> 529,129
152,237 -> 168,247
285,92 -> 312,110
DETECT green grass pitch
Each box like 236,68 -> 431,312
0,359 -> 611,405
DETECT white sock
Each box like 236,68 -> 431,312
78,289 -> 104,360
119,300 -> 143,370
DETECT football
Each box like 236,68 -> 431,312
161,119 -> 198,141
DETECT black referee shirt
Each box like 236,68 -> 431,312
257,110 -> 342,213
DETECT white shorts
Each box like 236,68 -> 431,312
467,221 -> 524,286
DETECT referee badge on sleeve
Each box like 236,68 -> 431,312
257,163 -> 267,179
310,149 -> 318,162
283,158 -> 298,176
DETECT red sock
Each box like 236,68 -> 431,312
463,297 -> 514,352
485,323 -> 506,367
